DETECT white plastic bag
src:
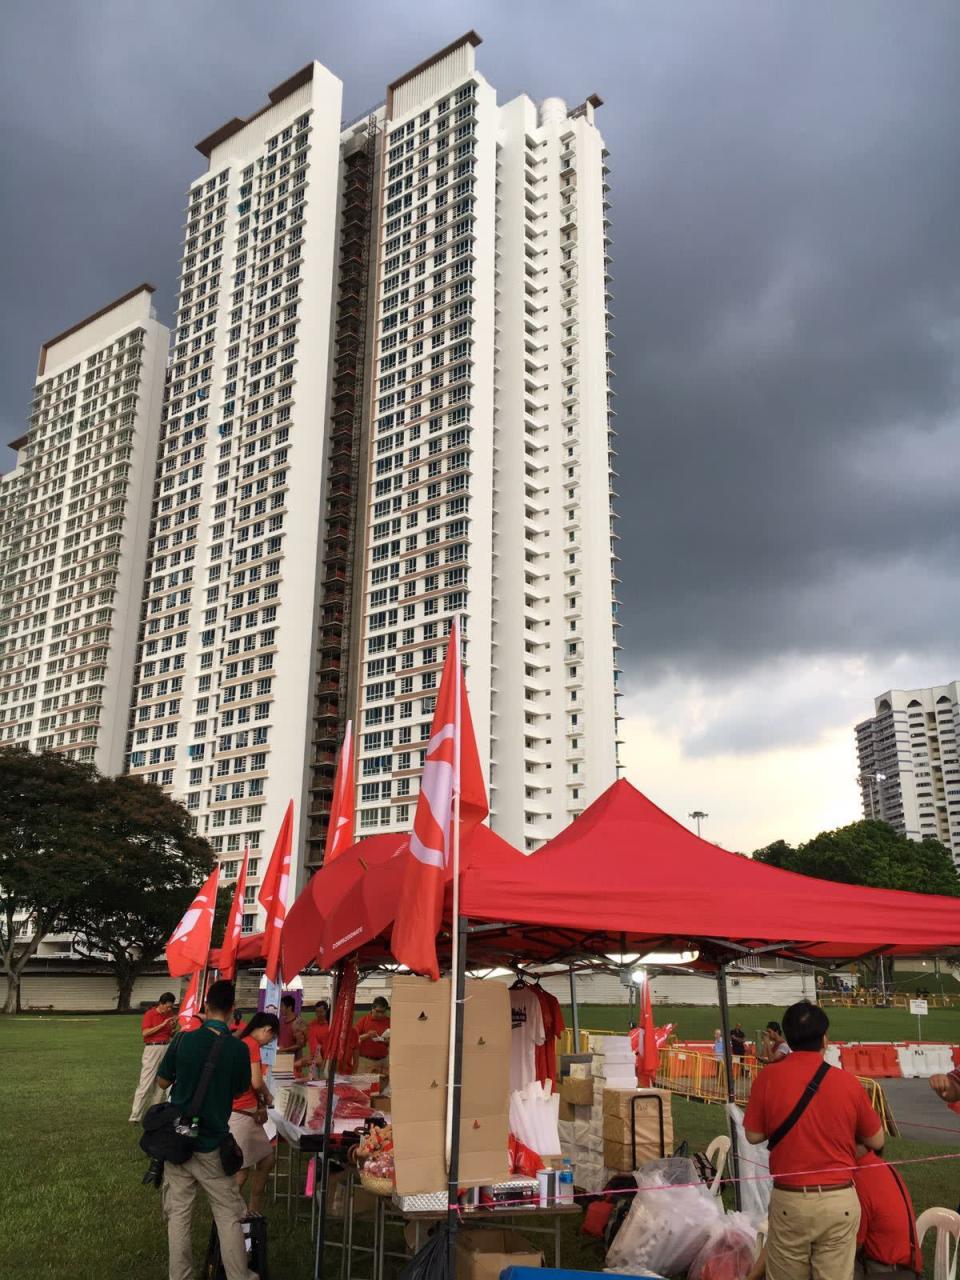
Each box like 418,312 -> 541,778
605,1168 -> 722,1276
726,1103 -> 771,1227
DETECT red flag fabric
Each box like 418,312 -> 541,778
637,975 -> 660,1086
217,850 -> 249,982
166,866 -> 219,978
326,957 -> 359,1071
391,617 -> 488,980
177,969 -> 202,1030
259,800 -> 294,984
324,721 -> 355,864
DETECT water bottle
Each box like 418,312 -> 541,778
559,1158 -> 574,1204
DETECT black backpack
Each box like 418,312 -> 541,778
140,1028 -> 233,1166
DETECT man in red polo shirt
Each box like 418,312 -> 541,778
744,1000 -> 884,1280
128,991 -> 177,1122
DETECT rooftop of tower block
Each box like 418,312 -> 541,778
35,282 -> 156,379
386,30 -> 482,117
195,62 -> 317,158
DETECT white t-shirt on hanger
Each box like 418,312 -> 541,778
510,985 -> 546,1093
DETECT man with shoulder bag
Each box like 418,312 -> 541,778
744,1000 -> 885,1280
148,979 -> 256,1280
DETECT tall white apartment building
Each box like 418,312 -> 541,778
125,65 -> 350,918
122,34 -> 620,914
354,34 -> 620,851
856,682 -> 960,858
0,285 -> 166,773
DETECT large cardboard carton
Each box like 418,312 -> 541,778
455,1229 -> 542,1280
559,1076 -> 593,1105
391,975 -> 510,1195
601,1088 -> 673,1155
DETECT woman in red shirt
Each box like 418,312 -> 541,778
355,996 -> 391,1076
229,1012 -> 279,1214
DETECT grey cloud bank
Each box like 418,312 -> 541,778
2,0 -> 958,759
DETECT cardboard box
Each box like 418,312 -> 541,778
559,1076 -> 593,1105
455,1229 -> 542,1280
391,975 -> 510,1196
601,1088 -> 673,1153
558,1096 -> 575,1121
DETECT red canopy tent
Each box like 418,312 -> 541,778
459,779 -> 960,964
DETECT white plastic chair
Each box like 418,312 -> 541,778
917,1207 -> 960,1280
705,1134 -> 730,1196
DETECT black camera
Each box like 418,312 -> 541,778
142,1157 -> 164,1189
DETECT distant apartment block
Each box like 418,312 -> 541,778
856,682 -> 960,858
0,284 -> 166,773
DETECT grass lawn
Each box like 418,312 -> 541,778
568,1001 -> 960,1044
1,1014 -> 957,1280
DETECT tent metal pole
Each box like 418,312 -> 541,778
313,963 -> 342,1280
446,913 -> 469,1278
716,963 -> 742,1211
569,962 -> 580,1051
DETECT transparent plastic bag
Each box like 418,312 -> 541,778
605,1170 -> 722,1276
726,1103 -> 771,1227
688,1213 -> 757,1280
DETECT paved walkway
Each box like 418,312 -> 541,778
883,1077 -> 960,1145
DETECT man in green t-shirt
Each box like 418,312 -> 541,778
156,979 -> 256,1280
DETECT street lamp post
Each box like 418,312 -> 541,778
689,810 -> 708,839
857,771 -> 887,822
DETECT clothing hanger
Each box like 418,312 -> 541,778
510,973 -> 527,989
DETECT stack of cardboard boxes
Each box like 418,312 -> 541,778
557,1035 -> 673,1190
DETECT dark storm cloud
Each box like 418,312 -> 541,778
2,1 -> 958,741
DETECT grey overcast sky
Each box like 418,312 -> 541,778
2,1 -> 959,846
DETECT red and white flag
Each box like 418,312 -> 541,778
259,800 -> 293,984
166,866 -> 219,978
324,721 -> 355,864
637,974 -> 660,1086
391,618 -> 488,980
217,849 -> 249,982
177,969 -> 202,1030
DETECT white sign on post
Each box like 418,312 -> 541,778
910,999 -> 929,1017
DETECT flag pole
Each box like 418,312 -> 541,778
445,616 -> 463,1168
446,616 -> 466,1277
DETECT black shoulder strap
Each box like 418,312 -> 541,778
186,1028 -> 229,1118
767,1060 -> 831,1151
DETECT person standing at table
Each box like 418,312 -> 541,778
230,1012 -> 279,1216
355,996 -> 391,1074
276,993 -> 306,1055
129,991 -> 177,1123
744,1000 -> 884,1280
306,1000 -> 330,1064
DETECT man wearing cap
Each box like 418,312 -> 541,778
745,1000 -> 884,1280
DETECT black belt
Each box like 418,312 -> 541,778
774,1181 -> 854,1192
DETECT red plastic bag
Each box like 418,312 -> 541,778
507,1133 -> 544,1177
688,1217 -> 756,1280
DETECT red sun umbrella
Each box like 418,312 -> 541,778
283,824 -> 527,979
282,831 -> 409,980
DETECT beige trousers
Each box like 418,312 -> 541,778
766,1185 -> 861,1280
129,1043 -> 168,1121
162,1148 -> 257,1280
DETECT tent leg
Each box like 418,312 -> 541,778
314,963 -> 342,1280
446,914 -> 469,1278
716,964 -> 742,1211
569,963 -> 580,1050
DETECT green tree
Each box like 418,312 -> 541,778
0,749 -> 106,1013
752,820 -> 960,896
70,774 -> 215,1011
753,821 -> 960,992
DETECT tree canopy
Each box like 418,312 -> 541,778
752,820 -> 960,897
70,772 -> 215,1010
0,748 -> 215,1012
